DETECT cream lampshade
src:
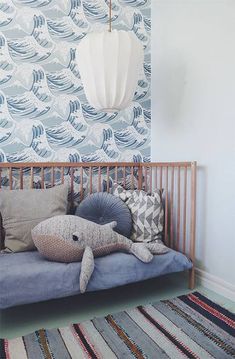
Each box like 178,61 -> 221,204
77,2 -> 144,112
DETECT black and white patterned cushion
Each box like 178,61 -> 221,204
111,183 -> 133,201
112,184 -> 164,242
103,174 -> 138,193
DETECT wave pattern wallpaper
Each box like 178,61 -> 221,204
0,0 -> 151,163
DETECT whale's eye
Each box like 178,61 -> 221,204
73,235 -> 78,241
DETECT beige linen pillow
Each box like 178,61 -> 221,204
0,184 -> 68,252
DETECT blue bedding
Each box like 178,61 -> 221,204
0,250 -> 192,309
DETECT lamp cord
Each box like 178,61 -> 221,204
109,0 -> 112,32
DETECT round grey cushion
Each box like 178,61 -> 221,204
76,192 -> 132,238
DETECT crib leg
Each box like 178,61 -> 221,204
188,267 -> 195,289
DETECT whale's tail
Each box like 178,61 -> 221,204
129,243 -> 153,263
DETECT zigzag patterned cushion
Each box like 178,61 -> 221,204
112,185 -> 164,242
103,174 -> 139,193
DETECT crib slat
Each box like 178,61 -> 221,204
9,168 -> 13,190
20,168 -> 23,189
106,166 -> 110,193
131,166 -> 134,190
51,167 -> 55,187
160,167 -> 163,191
189,162 -> 197,289
154,167 -> 158,191
115,166 -> 118,184
41,167 -> 44,189
70,168 -> 74,209
164,167 -> 169,246
183,166 -> 187,254
144,166 -> 148,192
149,167 -> 152,193
80,167 -> 83,200
89,167 -> 93,194
138,165 -> 143,190
61,167 -> 65,184
30,167 -> 34,189
98,166 -> 101,192
170,167 -> 174,248
190,163 -> 196,258
123,167 -> 126,188
176,166 -> 181,251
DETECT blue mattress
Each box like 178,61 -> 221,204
0,249 -> 192,309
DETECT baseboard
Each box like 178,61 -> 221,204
195,268 -> 235,302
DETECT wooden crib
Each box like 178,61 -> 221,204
0,161 -> 197,289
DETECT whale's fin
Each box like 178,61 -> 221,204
102,221 -> 117,229
79,246 -> 94,293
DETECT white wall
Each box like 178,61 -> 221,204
152,0 -> 235,288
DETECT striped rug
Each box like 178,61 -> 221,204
1,292 -> 234,358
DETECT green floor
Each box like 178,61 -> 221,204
0,272 -> 234,339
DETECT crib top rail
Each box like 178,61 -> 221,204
0,161 -> 194,168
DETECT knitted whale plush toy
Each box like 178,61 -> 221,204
32,215 -> 168,293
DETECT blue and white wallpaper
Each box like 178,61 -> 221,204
0,0 -> 151,163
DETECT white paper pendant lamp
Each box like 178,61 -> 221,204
77,6 -> 144,112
